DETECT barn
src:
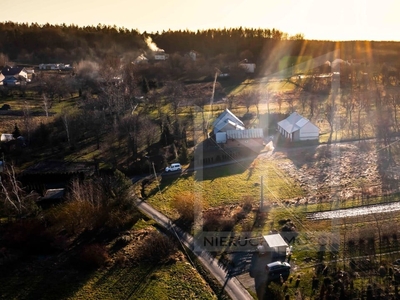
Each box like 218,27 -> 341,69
277,112 -> 319,141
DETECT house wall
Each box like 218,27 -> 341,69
240,63 -> 256,73
293,130 -> 300,141
225,138 -> 263,152
215,123 -> 239,133
299,122 -> 319,140
278,126 -> 291,140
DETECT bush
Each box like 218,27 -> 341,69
203,211 -> 221,231
242,196 -> 253,212
136,230 -> 177,262
172,192 -> 196,223
78,243 -> 110,269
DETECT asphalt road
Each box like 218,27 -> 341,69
134,199 -> 254,300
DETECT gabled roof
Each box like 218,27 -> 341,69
277,112 -> 317,134
213,109 -> 245,133
1,66 -> 25,76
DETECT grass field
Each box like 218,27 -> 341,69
0,220 -> 219,300
143,155 -> 305,220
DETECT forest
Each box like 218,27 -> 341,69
1,21 -> 400,74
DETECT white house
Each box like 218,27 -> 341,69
1,133 -> 14,142
154,50 -> 169,60
277,112 -> 319,141
1,66 -> 28,82
239,59 -> 256,73
213,109 -> 245,137
189,50 -> 199,61
134,54 -> 149,64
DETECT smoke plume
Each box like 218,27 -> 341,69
145,36 -> 163,52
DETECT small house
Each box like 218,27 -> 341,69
134,54 -> 149,64
1,133 -> 14,142
239,59 -> 256,74
154,50 -> 169,60
277,112 -> 319,141
213,109 -> 245,136
188,50 -> 200,61
1,66 -> 28,84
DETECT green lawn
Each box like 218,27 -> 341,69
144,155 -> 305,220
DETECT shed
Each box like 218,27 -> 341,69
37,188 -> 65,209
263,233 -> 289,256
277,112 -> 319,141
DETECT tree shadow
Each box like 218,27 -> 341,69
144,172 -> 187,198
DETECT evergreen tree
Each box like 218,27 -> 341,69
12,123 -> 21,139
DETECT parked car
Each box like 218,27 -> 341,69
265,261 -> 291,282
165,163 -> 182,172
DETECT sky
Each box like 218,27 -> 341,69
2,0 -> 400,41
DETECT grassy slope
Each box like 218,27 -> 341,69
0,220 -> 218,300
144,155 -> 305,219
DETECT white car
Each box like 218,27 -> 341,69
165,163 -> 182,172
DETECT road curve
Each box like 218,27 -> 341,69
134,199 -> 254,300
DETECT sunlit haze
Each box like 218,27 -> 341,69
2,0 -> 400,41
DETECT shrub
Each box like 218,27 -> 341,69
203,211 -> 221,231
172,192 -> 197,223
47,170 -> 136,234
79,243 -> 110,269
46,199 -> 98,235
242,196 -> 253,212
220,218 -> 235,231
136,230 -> 177,263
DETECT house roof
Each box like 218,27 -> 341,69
41,188 -> 65,200
1,66 -> 25,76
213,109 -> 245,133
263,233 -> 288,248
226,128 -> 264,139
277,112 -> 318,134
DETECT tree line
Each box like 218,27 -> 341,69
2,21 -> 400,73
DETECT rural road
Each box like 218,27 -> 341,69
134,198 -> 254,300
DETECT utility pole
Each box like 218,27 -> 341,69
260,175 -> 264,211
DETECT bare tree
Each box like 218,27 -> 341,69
0,164 -> 38,218
237,91 -> 253,113
325,102 -> 335,143
43,94 -> 51,118
62,114 -> 70,146
163,81 -> 184,121
22,101 -> 33,143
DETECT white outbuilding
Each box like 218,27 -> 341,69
277,112 -> 319,141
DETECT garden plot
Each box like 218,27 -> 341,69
273,141 -> 394,204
